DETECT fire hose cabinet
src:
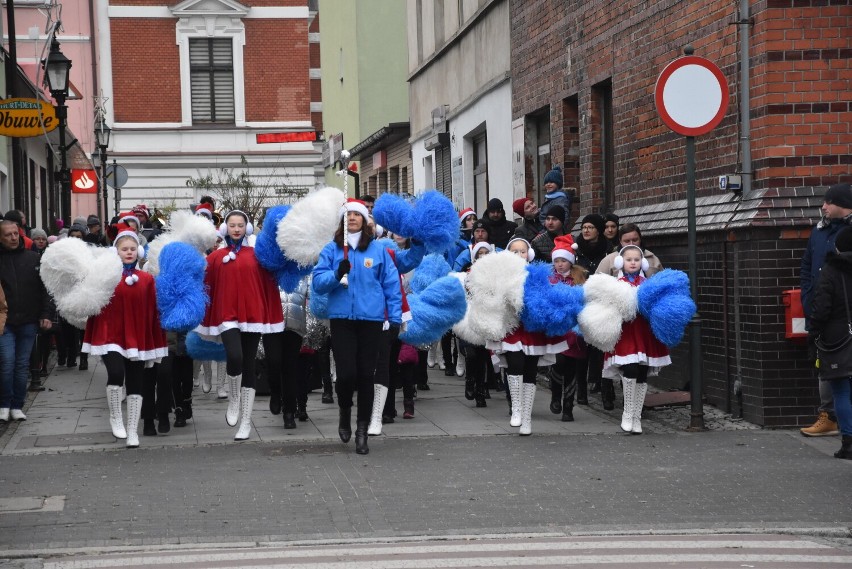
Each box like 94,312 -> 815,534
782,289 -> 807,339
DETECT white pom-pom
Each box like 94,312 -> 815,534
278,187 -> 346,266
584,274 -> 638,321
578,305 -> 624,352
572,243 -> 578,250
125,276 -> 135,286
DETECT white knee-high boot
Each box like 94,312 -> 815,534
217,362 -> 228,399
192,360 -> 201,388
632,382 -> 648,434
367,384 -> 389,436
507,375 -> 522,427
225,374 -> 242,426
125,395 -> 143,448
234,387 -> 256,440
427,342 -> 438,368
620,377 -> 636,433
106,385 -> 127,439
199,360 -> 213,393
519,382 -> 536,436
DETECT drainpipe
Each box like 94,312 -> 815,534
738,0 -> 752,194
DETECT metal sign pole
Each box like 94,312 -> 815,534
685,134 -> 705,431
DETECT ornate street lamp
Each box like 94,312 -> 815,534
94,113 -> 111,222
43,38 -> 72,224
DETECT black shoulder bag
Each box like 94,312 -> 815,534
815,273 -> 852,380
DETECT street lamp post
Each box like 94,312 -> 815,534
94,113 -> 111,223
43,38 -> 72,224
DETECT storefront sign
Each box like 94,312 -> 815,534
0,98 -> 58,137
71,169 -> 98,193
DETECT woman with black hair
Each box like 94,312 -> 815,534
196,210 -> 284,441
312,199 -> 402,455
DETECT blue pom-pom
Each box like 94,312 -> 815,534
409,254 -> 452,294
649,295 -> 696,347
374,193 -> 416,238
185,331 -> 226,361
376,237 -> 401,253
637,269 -> 691,319
255,205 -> 291,273
410,190 -> 459,253
156,242 -> 208,331
276,261 -> 312,293
309,285 -> 330,320
520,262 -> 584,336
400,276 -> 467,345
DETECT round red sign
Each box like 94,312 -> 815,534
655,56 -> 729,137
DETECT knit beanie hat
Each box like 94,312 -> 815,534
545,205 -> 567,225
470,220 -> 490,239
512,198 -> 530,217
543,166 -> 563,189
824,183 -> 852,210
552,234 -> 577,264
30,228 -> 47,240
604,212 -> 619,226
836,225 -> 852,253
581,213 -> 606,235
86,215 -> 101,227
68,223 -> 88,236
132,204 -> 151,223
486,198 -> 504,213
72,216 -> 88,228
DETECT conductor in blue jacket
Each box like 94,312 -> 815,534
312,199 -> 402,455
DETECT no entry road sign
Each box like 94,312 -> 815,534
655,56 -> 729,137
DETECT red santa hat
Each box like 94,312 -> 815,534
551,234 -> 578,264
340,198 -> 370,220
458,208 -> 476,226
195,202 -> 214,219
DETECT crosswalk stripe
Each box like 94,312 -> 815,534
42,536 -> 852,569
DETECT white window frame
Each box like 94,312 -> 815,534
174,3 -> 247,127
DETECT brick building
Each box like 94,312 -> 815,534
99,0 -> 323,215
510,0 -> 852,426
350,123 -> 413,199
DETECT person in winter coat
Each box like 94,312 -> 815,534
604,213 -> 620,253
596,223 -> 663,278
800,183 -> 852,437
488,238 -> 567,435
312,199 -> 403,455
83,215 -> 109,247
3,210 -> 33,249
0,220 -> 52,422
82,225 -> 168,447
453,220 -> 493,271
266,277 -> 310,429
196,210 -> 284,441
531,205 -> 568,261
512,197 -> 544,242
575,213 -> 615,409
807,224 -> 852,460
538,167 -> 572,225
482,198 -> 517,250
547,235 -> 588,422
460,242 -> 496,407
27,228 -> 50,390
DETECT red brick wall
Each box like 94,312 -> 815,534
244,19 -> 310,122
111,19 -> 181,122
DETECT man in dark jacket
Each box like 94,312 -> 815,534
800,183 -> 852,437
0,220 -> 52,421
83,215 -> 109,247
531,205 -> 567,261
482,198 -> 517,250
512,197 -> 544,242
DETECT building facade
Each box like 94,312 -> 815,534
407,0 -> 512,213
99,0 -> 323,217
510,0 -> 852,426
318,0 -> 409,195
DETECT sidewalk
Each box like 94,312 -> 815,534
1,359 -> 642,455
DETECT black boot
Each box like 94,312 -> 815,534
174,407 -> 187,428
78,354 -> 88,371
601,378 -> 615,411
321,377 -> 334,404
464,378 -> 475,400
355,420 -> 369,455
158,412 -> 171,434
835,435 -> 852,460
269,394 -> 282,415
338,406 -> 352,442
297,400 -> 309,422
550,392 -> 562,414
143,419 -> 157,436
561,383 -> 574,422
283,412 -> 297,429
475,390 -> 487,408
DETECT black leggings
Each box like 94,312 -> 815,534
219,329 -> 261,387
329,319 -> 383,422
264,331 -> 302,413
102,352 -> 144,395
167,354 -> 194,406
374,326 -> 400,388
553,354 -> 578,404
504,351 -> 540,384
620,363 -> 649,384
